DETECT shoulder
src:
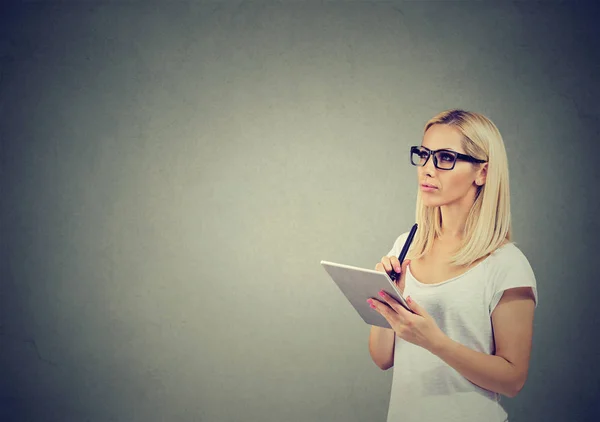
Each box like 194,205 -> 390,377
485,242 -> 538,307
488,242 -> 534,274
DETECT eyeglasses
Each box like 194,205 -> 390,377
410,146 -> 487,170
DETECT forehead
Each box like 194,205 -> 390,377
422,124 -> 464,152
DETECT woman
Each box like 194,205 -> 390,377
367,109 -> 537,422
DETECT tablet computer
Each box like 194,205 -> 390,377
321,260 -> 413,329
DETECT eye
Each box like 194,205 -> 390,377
418,150 -> 429,159
438,152 -> 455,162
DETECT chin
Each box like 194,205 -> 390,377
421,197 -> 445,208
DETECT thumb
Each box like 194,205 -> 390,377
395,259 -> 411,292
401,259 -> 411,274
406,295 -> 426,316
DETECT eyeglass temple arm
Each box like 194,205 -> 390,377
456,152 -> 486,163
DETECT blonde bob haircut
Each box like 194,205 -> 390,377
408,109 -> 512,267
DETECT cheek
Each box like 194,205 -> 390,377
444,173 -> 474,193
441,174 -> 479,204
421,172 -> 475,205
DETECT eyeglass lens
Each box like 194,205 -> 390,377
411,147 -> 457,169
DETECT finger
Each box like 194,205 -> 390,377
377,291 -> 406,317
380,256 -> 394,274
400,259 -> 411,275
379,290 -> 416,321
369,298 -> 394,319
397,259 -> 410,284
369,299 -> 396,328
406,295 -> 426,316
395,259 -> 411,287
389,256 -> 401,274
375,262 -> 384,272
395,301 -> 414,318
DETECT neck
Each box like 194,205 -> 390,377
438,196 -> 476,241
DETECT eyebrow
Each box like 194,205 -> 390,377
420,145 -> 462,152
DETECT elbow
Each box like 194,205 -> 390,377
368,346 -> 394,371
369,350 -> 393,371
504,374 -> 527,398
369,355 -> 393,371
376,361 -> 393,371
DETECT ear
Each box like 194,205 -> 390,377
475,163 -> 488,186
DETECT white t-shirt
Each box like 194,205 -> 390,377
385,232 -> 538,422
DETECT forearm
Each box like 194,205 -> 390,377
431,336 -> 524,397
368,325 -> 395,370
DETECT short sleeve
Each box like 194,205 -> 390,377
488,245 -> 538,314
386,232 -> 410,258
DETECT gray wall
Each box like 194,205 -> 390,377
1,1 -> 599,421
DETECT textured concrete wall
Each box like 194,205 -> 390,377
1,1 -> 599,421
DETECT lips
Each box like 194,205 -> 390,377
421,183 -> 438,189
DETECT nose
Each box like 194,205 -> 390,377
422,152 -> 437,177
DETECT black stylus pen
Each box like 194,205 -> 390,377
389,223 -> 418,282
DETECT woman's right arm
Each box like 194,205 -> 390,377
369,325 -> 396,370
368,257 -> 409,370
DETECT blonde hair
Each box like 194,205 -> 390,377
407,109 -> 512,266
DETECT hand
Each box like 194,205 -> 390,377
375,256 -> 410,295
367,291 -> 446,353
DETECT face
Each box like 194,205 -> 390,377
417,124 -> 487,208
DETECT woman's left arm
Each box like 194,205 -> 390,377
430,287 -> 536,397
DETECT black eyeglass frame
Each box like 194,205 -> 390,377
410,145 -> 487,170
